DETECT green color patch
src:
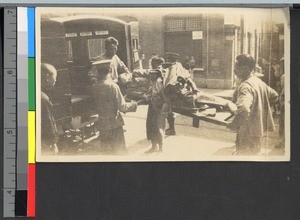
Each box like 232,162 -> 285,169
28,58 -> 35,111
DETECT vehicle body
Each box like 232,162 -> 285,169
40,15 -> 135,137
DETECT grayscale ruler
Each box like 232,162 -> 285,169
17,6 -> 28,196
3,7 -> 17,218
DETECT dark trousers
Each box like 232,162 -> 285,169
167,113 -> 175,130
236,125 -> 262,155
99,127 -> 127,154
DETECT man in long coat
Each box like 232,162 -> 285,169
227,54 -> 278,155
92,59 -> 137,154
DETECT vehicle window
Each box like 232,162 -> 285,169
87,38 -> 105,60
67,40 -> 73,61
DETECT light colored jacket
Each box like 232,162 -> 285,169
92,77 -> 137,131
231,75 -> 278,137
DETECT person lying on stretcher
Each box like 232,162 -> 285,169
163,75 -> 237,113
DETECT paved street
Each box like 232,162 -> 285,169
54,104 -> 285,161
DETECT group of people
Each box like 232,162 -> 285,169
41,36 -> 284,156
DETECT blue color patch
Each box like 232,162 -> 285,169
27,7 -> 35,58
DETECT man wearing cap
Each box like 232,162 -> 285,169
88,37 -> 131,85
91,59 -> 137,154
163,52 -> 199,136
227,54 -> 278,155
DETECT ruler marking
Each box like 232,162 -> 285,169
3,7 -> 17,218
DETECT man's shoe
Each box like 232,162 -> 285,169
165,129 -> 176,136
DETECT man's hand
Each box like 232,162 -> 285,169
225,101 -> 237,113
226,121 -> 238,131
143,94 -> 150,102
193,88 -> 200,94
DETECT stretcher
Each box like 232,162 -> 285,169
173,107 -> 234,127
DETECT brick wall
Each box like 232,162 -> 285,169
137,15 -> 164,68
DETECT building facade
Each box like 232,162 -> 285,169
135,13 -> 284,89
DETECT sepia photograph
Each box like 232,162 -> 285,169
35,7 -> 290,162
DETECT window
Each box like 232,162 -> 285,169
166,19 -> 184,31
87,38 -> 105,60
67,40 -> 73,61
165,17 -> 202,32
132,39 -> 139,50
186,18 -> 202,30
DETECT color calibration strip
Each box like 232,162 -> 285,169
3,7 -> 36,217
27,7 -> 36,217
15,7 -> 29,217
3,7 -> 17,217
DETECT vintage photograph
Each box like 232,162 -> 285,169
35,7 -> 290,162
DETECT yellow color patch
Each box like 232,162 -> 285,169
28,111 -> 36,163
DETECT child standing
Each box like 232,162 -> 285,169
145,57 -> 166,153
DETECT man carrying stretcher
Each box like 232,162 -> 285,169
162,52 -> 199,135
162,52 -> 236,135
